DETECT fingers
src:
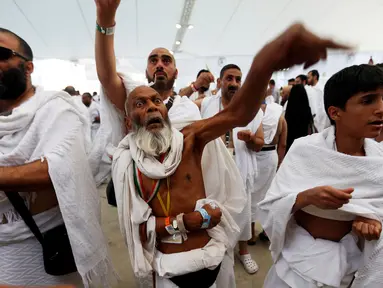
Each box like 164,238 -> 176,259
327,187 -> 353,200
321,39 -> 353,50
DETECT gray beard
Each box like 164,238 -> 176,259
132,122 -> 173,157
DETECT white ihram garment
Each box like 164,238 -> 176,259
111,75 -> 247,288
201,93 -> 262,241
87,101 -> 101,142
0,87 -> 113,286
252,102 -> 282,221
258,126 -> 383,287
112,128 -> 240,287
305,86 -> 330,132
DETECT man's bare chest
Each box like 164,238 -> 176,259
135,154 -> 206,217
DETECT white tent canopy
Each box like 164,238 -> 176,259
2,0 -> 383,92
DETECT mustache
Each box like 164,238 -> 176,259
228,86 -> 238,92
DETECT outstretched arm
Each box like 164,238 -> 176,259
187,24 -> 349,150
95,0 -> 126,112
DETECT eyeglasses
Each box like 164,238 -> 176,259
0,46 -> 30,62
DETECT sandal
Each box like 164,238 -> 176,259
237,253 -> 259,274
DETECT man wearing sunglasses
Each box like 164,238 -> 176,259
0,28 -> 113,286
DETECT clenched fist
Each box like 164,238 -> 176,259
202,203 -> 222,229
237,130 -> 252,142
194,72 -> 214,90
353,216 -> 382,241
95,0 -> 121,26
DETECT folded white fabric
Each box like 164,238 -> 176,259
257,126 -> 383,286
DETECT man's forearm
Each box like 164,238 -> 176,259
0,160 -> 53,192
228,44 -> 279,127
95,18 -> 117,85
246,137 -> 264,152
179,86 -> 194,97
140,212 -> 203,243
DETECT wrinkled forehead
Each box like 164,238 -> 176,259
148,48 -> 175,62
222,68 -> 242,79
129,86 -> 159,102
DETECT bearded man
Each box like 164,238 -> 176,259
109,22 -> 347,288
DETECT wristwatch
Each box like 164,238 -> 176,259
96,22 -> 115,35
165,219 -> 179,235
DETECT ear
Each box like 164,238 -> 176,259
327,106 -> 341,123
217,78 -> 221,89
174,69 -> 178,80
125,116 -> 132,132
25,61 -> 34,76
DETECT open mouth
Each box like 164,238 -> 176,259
369,120 -> 383,127
146,117 -> 163,128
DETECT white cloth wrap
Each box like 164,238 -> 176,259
87,101 -> 101,142
252,150 -> 278,222
112,129 -> 239,278
201,92 -> 259,241
0,87 -> 113,286
257,126 -> 383,287
262,102 -> 283,145
305,86 -> 330,132
112,75 -> 246,282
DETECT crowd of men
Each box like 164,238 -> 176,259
0,0 -> 383,287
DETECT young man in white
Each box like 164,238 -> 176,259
259,64 -> 383,288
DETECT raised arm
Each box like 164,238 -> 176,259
179,72 -> 215,97
188,24 -> 349,149
95,0 -> 126,111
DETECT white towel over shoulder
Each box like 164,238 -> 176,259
257,126 -> 383,287
0,87 -> 113,287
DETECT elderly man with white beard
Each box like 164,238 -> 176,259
106,19 -> 348,288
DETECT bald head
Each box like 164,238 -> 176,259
64,86 -> 76,96
146,48 -> 178,91
281,85 -> 292,101
148,48 -> 176,66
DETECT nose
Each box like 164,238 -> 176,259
147,101 -> 159,113
376,98 -> 383,116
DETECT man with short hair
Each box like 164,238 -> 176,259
111,23 -> 345,288
95,1 -> 249,286
288,78 -> 295,86
179,69 -> 215,101
295,74 -> 307,85
280,85 -> 292,110
250,93 -> 287,243
197,63 -> 264,276
269,79 -> 280,103
0,28 -> 112,286
308,69 -> 320,87
82,92 -> 101,141
259,64 -> 383,288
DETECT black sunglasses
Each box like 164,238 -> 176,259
0,46 -> 30,62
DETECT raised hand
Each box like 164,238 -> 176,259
264,23 -> 351,71
237,130 -> 252,142
305,186 -> 353,209
353,216 -> 382,241
194,72 -> 215,90
95,0 -> 121,26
